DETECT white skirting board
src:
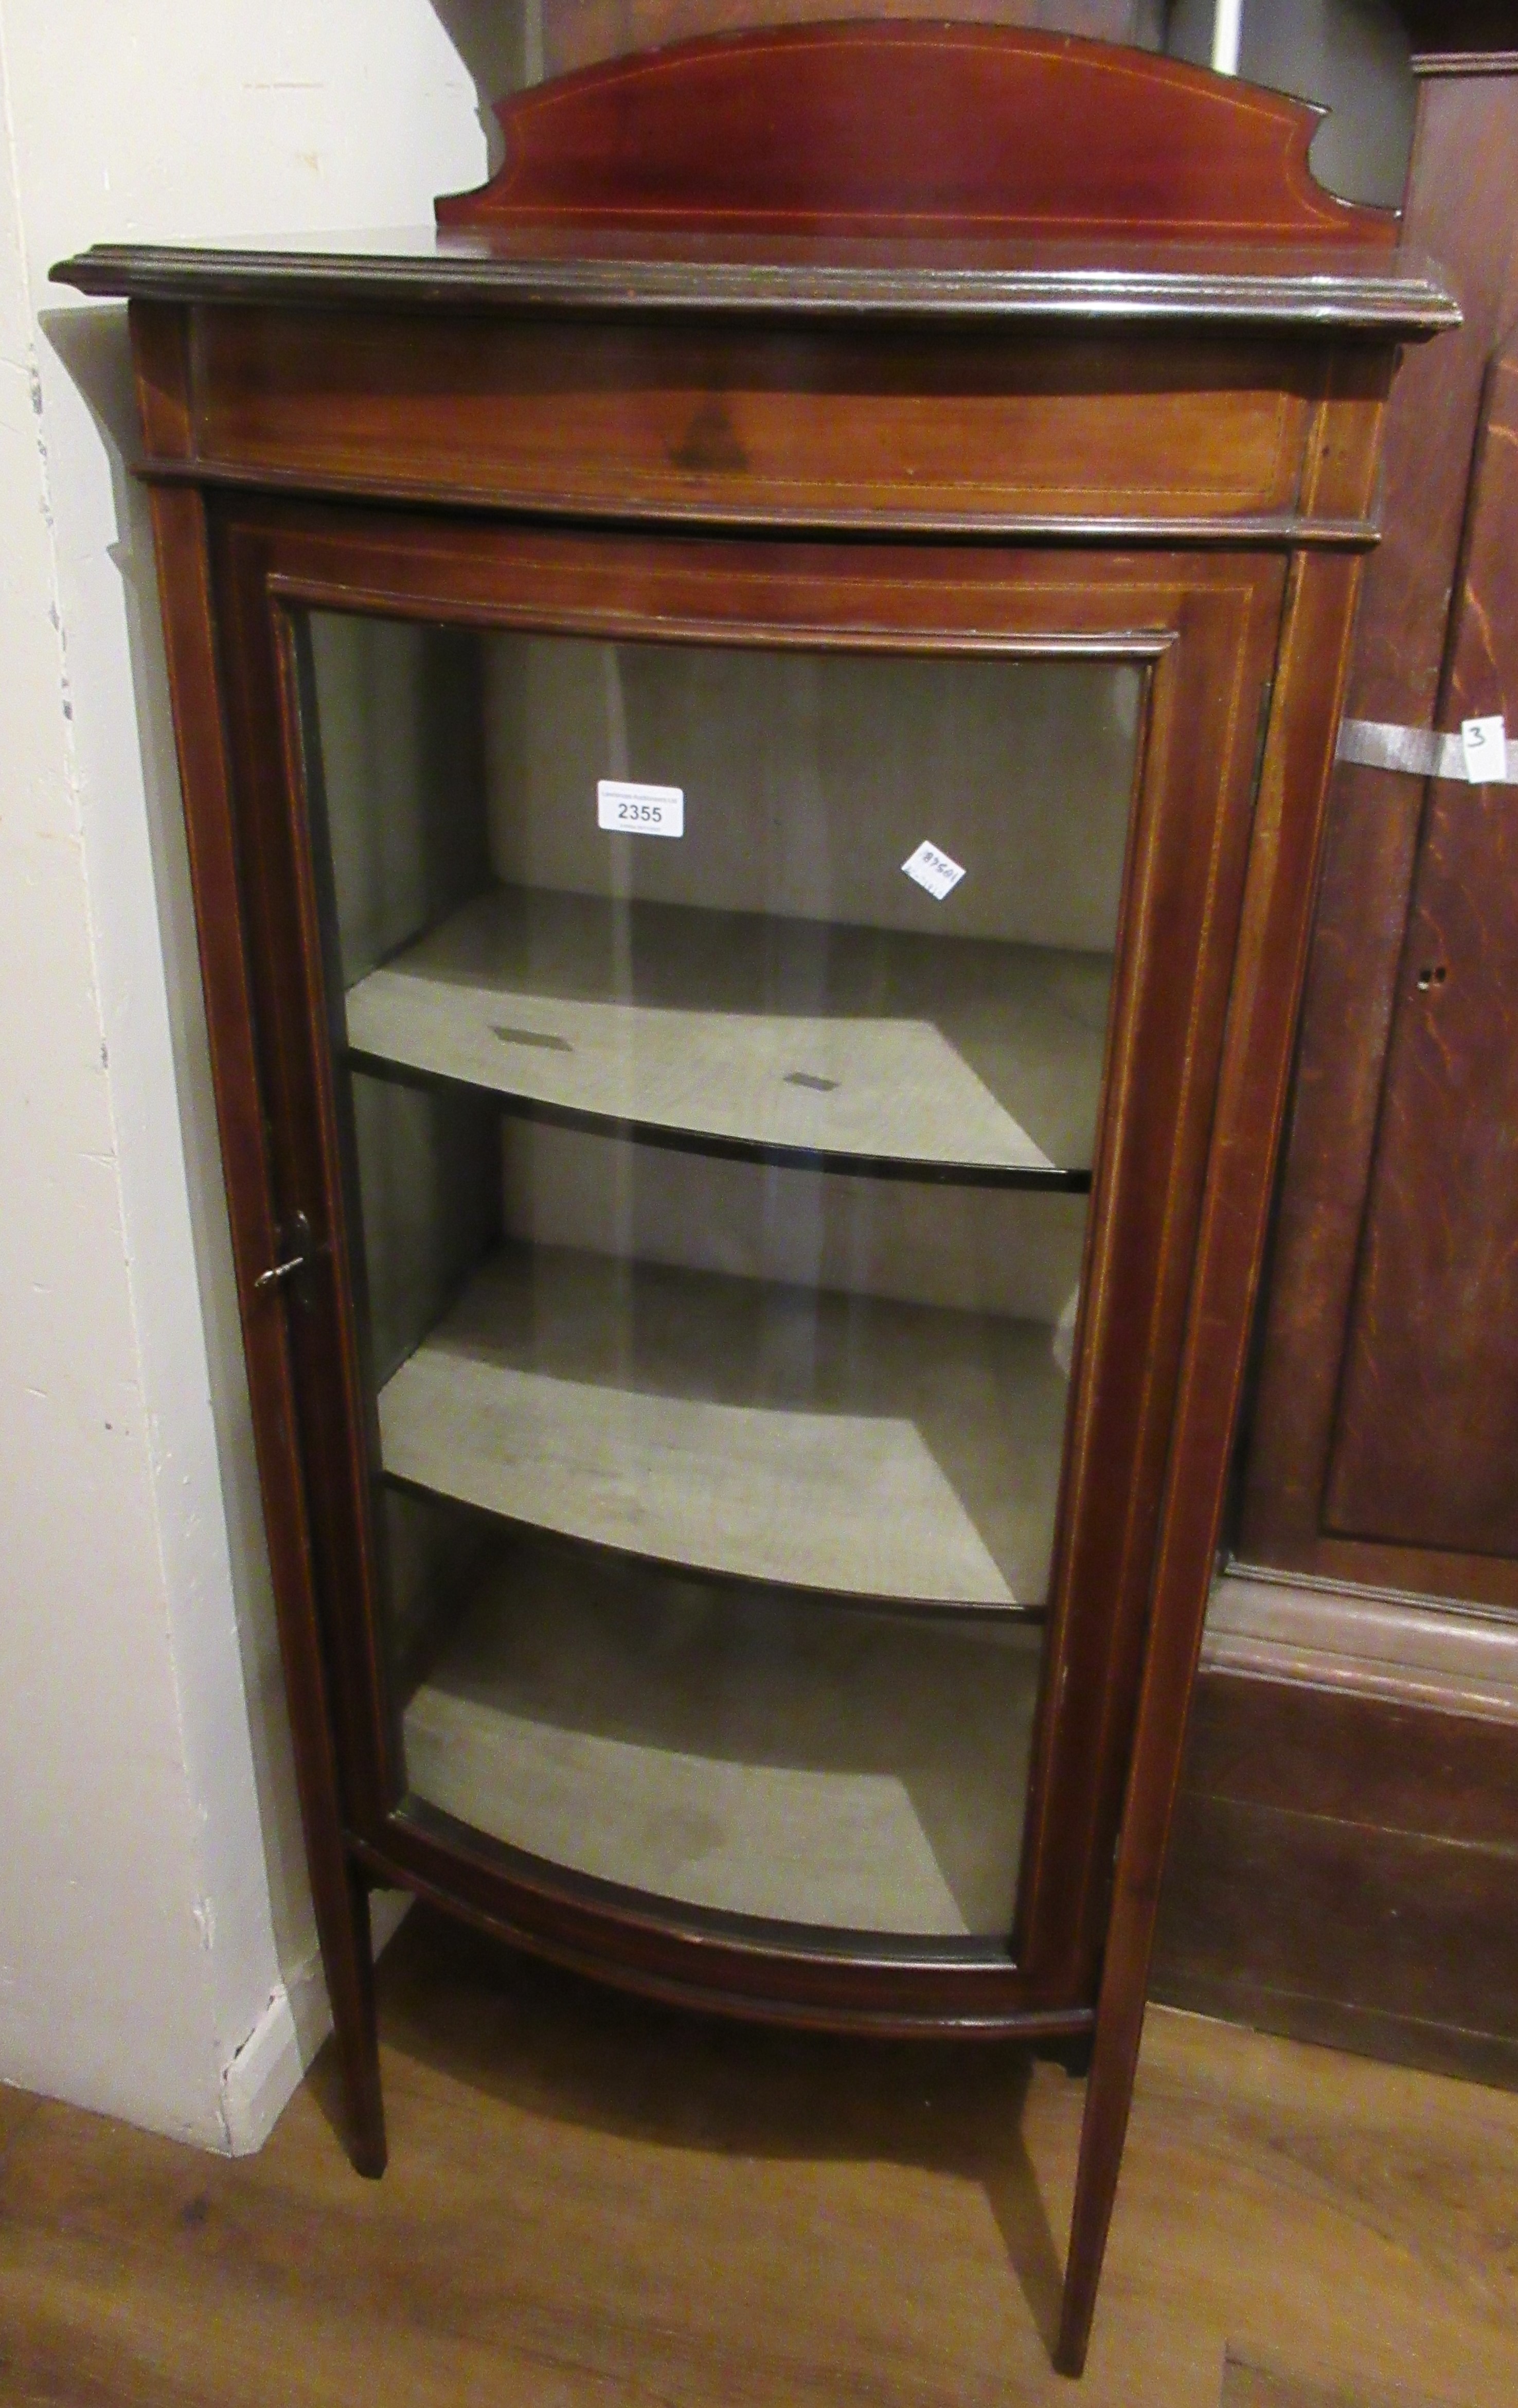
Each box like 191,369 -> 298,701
379,1243 -> 1070,1608
218,1890 -> 411,2157
403,1548 -> 1045,1936
346,885 -> 1111,1176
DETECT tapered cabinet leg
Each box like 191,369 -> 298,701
1053,1973 -> 1145,2376
1053,1789 -> 1172,2380
323,1856 -> 387,2178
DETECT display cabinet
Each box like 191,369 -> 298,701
54,27 -> 1452,2375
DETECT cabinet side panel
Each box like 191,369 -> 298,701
1057,545 -> 1361,2375
142,478 -> 384,2168
129,300 -> 194,462
1296,348 -> 1393,528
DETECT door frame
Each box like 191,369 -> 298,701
203,497 -> 1294,2030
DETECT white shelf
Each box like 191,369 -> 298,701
346,886 -> 1110,1177
378,1244 -> 1069,1609
402,1546 -> 1043,1935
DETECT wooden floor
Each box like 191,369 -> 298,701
2,1906 -> 1516,2408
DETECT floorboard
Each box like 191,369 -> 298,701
1221,2353 -> 1457,2408
2,1910 -> 1516,2407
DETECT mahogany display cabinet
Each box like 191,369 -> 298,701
54,27 -> 1453,2376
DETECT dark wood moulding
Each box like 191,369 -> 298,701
55,228 -> 1455,334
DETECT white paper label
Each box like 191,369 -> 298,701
901,840 -> 966,901
1460,716 -> 1508,785
598,779 -> 684,837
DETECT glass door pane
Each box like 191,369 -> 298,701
298,612 -> 1141,1941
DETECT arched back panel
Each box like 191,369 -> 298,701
436,24 -> 1398,246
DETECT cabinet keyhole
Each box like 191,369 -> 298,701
1416,964 -> 1448,993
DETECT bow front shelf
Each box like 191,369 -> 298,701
53,24 -> 1452,2378
343,886 -> 1110,1182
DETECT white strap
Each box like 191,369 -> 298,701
1337,717 -> 1517,785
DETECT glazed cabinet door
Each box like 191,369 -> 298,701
207,501 -> 1285,2025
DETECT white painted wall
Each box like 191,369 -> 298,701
0,0 -> 524,2151
1167,0 -> 1415,207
